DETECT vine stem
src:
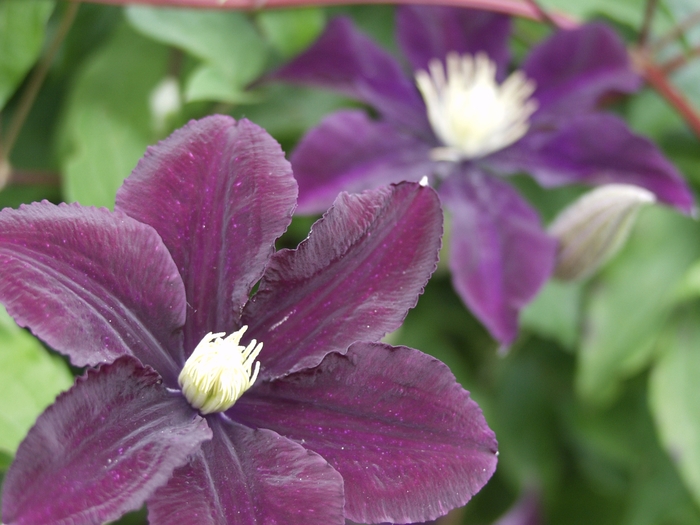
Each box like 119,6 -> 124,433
650,8 -> 700,53
0,0 -> 80,188
638,0 -> 658,47
633,49 -> 700,138
85,0 -> 578,27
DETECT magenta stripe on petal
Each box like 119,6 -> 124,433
147,419 -> 344,525
116,116 -> 298,356
232,342 -> 497,524
292,110 -> 437,214
0,201 -> 186,382
1,356 -> 211,525
243,181 -> 442,380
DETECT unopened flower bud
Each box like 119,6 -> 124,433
549,184 -> 656,281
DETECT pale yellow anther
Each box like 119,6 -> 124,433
178,327 -> 262,414
415,52 -> 538,161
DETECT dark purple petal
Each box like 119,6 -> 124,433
271,17 -> 430,135
490,113 -> 694,213
292,110 -> 437,214
1,356 -> 211,525
242,182 -> 442,379
147,418 -> 344,525
440,169 -> 557,345
523,23 -> 641,119
0,201 -> 185,382
242,182 -> 442,380
396,6 -> 511,79
116,116 -> 298,355
232,342 -> 497,524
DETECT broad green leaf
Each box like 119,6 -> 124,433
256,8 -> 325,58
0,305 -> 72,455
577,206 -> 700,406
185,64 -> 260,105
521,280 -> 582,350
0,0 -> 54,110
650,303 -> 700,508
568,377 -> 700,525
232,83 -> 357,148
126,6 -> 267,103
60,23 -> 168,208
489,339 -> 570,491
627,85 -> 700,189
627,88 -> 685,143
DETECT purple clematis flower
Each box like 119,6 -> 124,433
0,116 -> 497,525
271,6 -> 694,345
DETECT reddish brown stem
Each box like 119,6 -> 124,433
84,0 -> 578,27
8,169 -> 61,187
634,50 -> 700,138
650,8 -> 700,53
660,46 -> 700,75
524,0 -> 559,28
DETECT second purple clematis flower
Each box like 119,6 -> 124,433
0,116 -> 497,524
272,7 -> 694,345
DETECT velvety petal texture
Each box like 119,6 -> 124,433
1,357 -> 211,525
116,116 -> 298,355
493,114 -> 695,213
440,170 -> 557,345
1,114 -> 492,524
233,343 -> 498,524
523,23 -> 641,119
243,182 -> 442,380
271,17 -> 429,135
396,6 -> 511,78
292,110 -> 437,213
0,201 -> 186,382
147,420 -> 344,525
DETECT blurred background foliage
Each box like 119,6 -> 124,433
3,0 -> 700,523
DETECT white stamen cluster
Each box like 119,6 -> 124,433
178,327 -> 262,414
415,52 -> 538,161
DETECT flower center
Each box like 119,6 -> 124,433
178,327 -> 262,414
415,52 -> 537,161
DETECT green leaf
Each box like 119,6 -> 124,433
231,83 -> 357,148
256,8 -> 325,59
126,6 -> 267,103
490,340 -> 571,490
185,64 -> 261,105
521,280 -> 583,350
567,377 -> 700,525
577,206 -> 700,406
0,0 -> 54,110
0,305 -> 73,455
649,303 -> 700,509
538,0 -> 649,28
60,23 -> 168,208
